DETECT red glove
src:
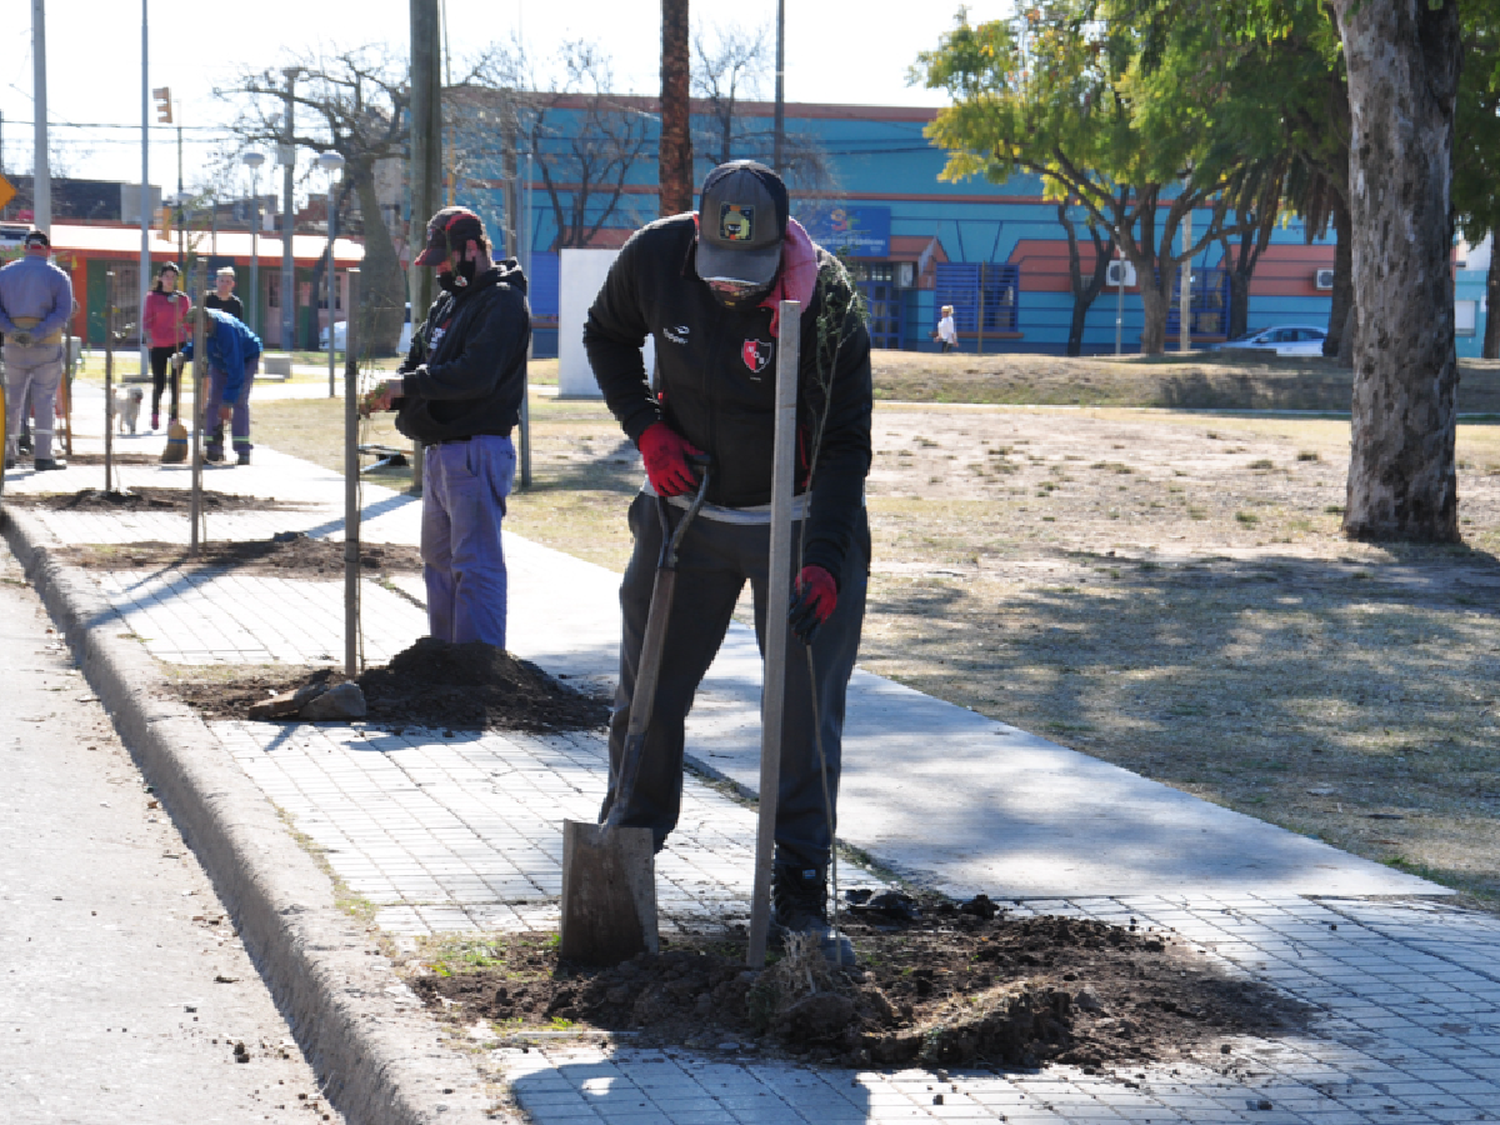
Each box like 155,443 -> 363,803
788,565 -> 837,644
638,422 -> 702,497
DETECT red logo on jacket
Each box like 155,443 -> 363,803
742,338 -> 773,375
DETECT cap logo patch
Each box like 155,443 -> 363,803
742,338 -> 773,376
719,203 -> 754,242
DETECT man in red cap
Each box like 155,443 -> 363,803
584,160 -> 873,964
365,206 -> 531,648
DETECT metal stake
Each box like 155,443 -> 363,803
104,273 -> 115,493
747,298 -> 801,968
189,264 -> 208,555
343,270 -> 362,679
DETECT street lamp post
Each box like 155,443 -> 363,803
316,151 -> 345,398
242,152 -> 265,336
279,67 -> 301,352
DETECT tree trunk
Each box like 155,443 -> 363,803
355,175 -> 405,355
1332,0 -> 1461,542
1322,203 -> 1354,356
1058,201 -> 1112,357
1139,278 -> 1170,355
659,0 -> 693,217
1485,247 -> 1500,359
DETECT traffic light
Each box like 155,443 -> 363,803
153,87 -> 173,124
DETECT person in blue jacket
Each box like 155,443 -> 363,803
179,307 -> 262,464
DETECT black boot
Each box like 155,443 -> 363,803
772,863 -> 855,966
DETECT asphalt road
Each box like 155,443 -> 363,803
0,538 -> 345,1125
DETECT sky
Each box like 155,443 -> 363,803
3,0 -> 1013,200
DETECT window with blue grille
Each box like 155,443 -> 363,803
1165,267 -> 1231,337
934,263 -> 1020,334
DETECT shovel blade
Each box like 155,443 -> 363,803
559,820 -> 659,966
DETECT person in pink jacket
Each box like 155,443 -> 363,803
143,263 -> 192,430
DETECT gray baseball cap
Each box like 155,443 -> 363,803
696,161 -> 789,287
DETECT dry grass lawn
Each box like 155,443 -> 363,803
254,350 -> 1500,906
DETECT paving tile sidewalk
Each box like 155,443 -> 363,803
4,384 -> 1498,1124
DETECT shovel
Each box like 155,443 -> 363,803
559,462 -> 712,965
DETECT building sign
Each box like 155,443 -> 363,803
808,205 -> 891,258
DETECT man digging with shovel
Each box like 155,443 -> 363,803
584,160 -> 873,965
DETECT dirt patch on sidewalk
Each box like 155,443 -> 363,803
59,534 -> 421,578
11,486 -> 306,513
170,638 -> 609,734
410,899 -> 1307,1072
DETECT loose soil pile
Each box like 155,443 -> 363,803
60,534 -> 422,578
12,486 -> 301,512
172,637 -> 609,734
411,897 -> 1307,1071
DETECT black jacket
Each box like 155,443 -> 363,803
394,260 -> 531,444
584,214 -> 872,584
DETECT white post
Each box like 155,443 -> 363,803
31,0 -> 49,236
243,152 -> 265,335
139,0 -> 150,379
747,298 -> 801,969
1114,245 -> 1124,357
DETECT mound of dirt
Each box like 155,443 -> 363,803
410,897 -> 1308,1071
13,486 -> 299,512
172,638 -> 609,734
59,534 -> 421,578
359,638 -> 609,732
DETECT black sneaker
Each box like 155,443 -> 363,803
204,446 -> 224,463
772,864 -> 855,966
33,458 -> 65,472
236,451 -> 251,466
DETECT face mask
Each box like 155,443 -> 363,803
438,271 -> 462,293
706,277 -> 771,312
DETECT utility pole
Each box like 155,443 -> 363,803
31,0 -> 50,235
409,0 -> 441,323
659,0 -> 692,217
773,0 -> 785,173
139,0 -> 150,379
280,68 -> 301,353
410,0 -> 443,496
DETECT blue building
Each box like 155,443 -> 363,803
447,95 -> 1351,357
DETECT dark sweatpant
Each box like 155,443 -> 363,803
601,491 -> 868,871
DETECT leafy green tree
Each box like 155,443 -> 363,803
1453,6 -> 1500,359
914,4 -> 1256,354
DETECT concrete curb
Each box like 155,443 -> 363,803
1,504 -> 504,1125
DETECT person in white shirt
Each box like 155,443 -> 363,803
937,304 -> 957,353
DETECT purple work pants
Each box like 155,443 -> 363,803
421,435 -> 516,648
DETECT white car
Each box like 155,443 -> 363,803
320,304 -> 413,354
1215,325 -> 1329,356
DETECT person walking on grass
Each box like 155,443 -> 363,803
937,304 -> 957,353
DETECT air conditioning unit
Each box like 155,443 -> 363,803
1106,260 -> 1137,287
1314,268 -> 1335,290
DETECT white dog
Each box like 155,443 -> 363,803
114,385 -> 144,434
